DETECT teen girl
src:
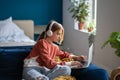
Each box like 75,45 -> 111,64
22,20 -> 108,80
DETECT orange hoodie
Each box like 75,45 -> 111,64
26,39 -> 70,69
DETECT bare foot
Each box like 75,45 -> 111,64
37,76 -> 42,80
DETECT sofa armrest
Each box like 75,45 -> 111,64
111,67 -> 120,80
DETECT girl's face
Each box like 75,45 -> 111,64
51,29 -> 62,42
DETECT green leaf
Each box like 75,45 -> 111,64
101,32 -> 120,57
67,0 -> 89,22
101,40 -> 109,49
115,49 -> 120,57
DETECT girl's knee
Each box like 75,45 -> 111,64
46,65 -> 71,80
60,66 -> 71,75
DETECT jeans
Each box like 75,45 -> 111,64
23,65 -> 71,80
71,64 -> 109,80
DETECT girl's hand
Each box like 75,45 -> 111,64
72,55 -> 87,61
78,55 -> 87,61
71,61 -> 83,68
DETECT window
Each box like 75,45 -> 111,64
69,0 -> 97,33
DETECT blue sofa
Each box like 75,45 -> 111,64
0,46 -> 31,80
0,46 -> 109,80
71,64 -> 109,80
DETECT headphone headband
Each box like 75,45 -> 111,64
46,21 -> 63,37
49,21 -> 56,31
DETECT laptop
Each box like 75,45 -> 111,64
71,44 -> 93,69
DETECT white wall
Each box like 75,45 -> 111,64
93,0 -> 120,74
62,0 -> 89,56
63,0 -> 120,75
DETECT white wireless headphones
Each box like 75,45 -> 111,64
46,21 -> 56,37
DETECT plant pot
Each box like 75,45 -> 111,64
88,27 -> 93,32
78,22 -> 84,30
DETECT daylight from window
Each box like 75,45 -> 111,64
69,0 -> 97,34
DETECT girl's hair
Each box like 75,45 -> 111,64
37,20 -> 64,44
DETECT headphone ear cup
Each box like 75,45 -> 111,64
47,30 -> 53,37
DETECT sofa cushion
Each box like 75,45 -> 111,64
0,46 -> 32,77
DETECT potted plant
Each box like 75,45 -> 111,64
68,0 -> 89,30
87,20 -> 94,32
101,32 -> 120,57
